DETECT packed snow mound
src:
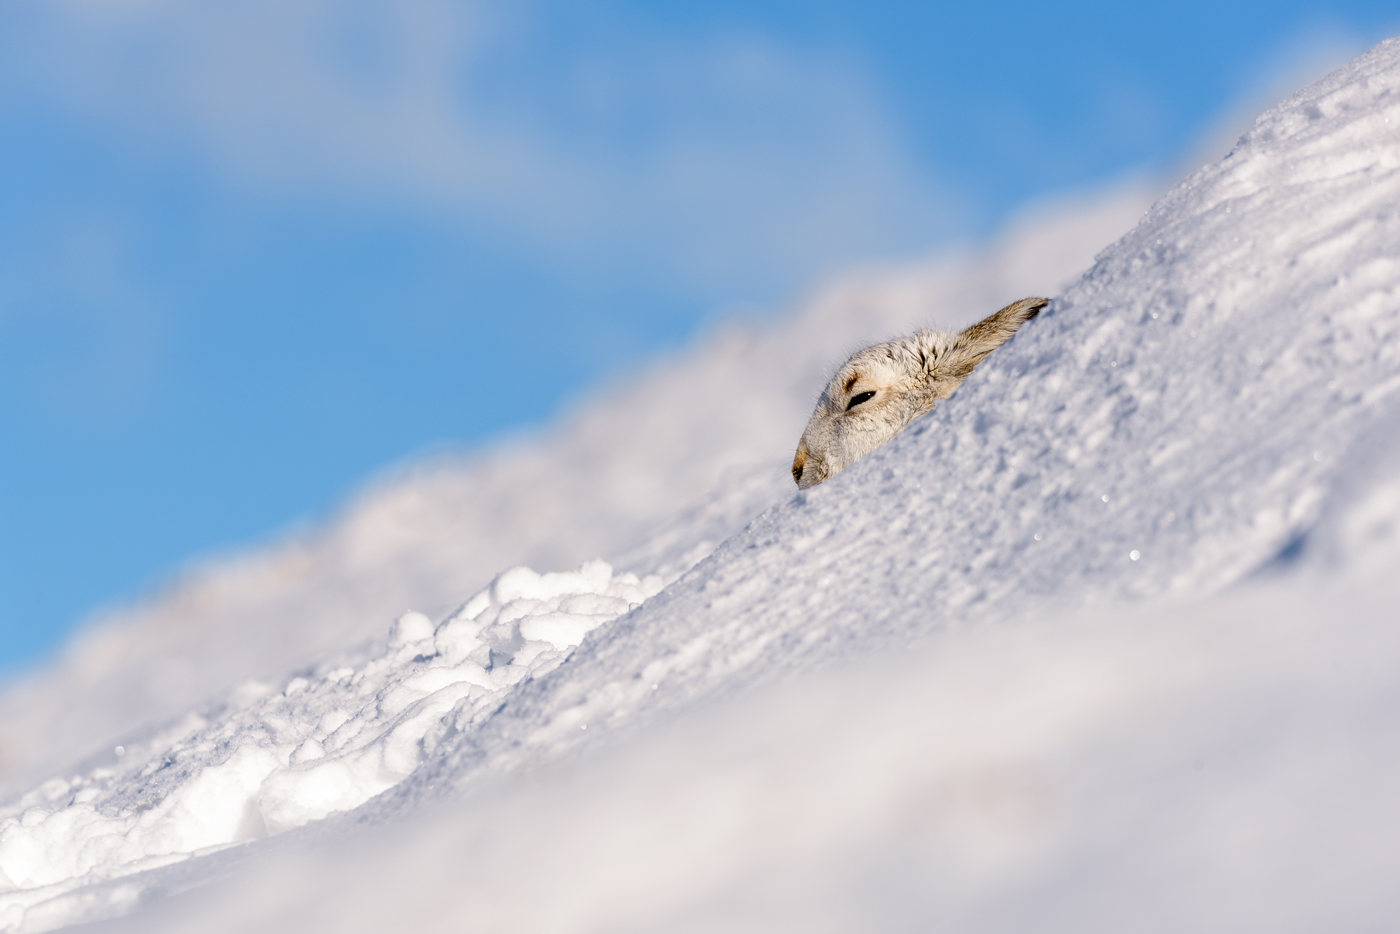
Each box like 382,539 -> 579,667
2,35 -> 1399,934
0,561 -> 661,903
0,163 -> 1156,794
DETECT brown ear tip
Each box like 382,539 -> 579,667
1024,297 -> 1051,319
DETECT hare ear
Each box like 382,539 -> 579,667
943,296 -> 1048,377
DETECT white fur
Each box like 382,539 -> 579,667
792,297 -> 1048,488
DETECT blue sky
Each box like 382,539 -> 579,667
1,0 -> 1397,674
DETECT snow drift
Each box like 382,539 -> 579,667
2,35 -> 1400,934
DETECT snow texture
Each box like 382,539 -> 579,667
2,35 -> 1400,934
0,562 -> 661,905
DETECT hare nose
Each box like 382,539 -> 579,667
792,443 -> 809,486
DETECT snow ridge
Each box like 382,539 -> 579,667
374,34 -> 1400,813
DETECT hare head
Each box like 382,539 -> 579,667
792,297 -> 1048,488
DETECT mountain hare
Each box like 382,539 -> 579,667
792,297 -> 1048,488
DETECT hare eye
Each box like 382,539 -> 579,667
846,390 -> 876,411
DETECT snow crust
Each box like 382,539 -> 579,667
1,35 -> 1399,934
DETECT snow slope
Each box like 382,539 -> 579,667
2,35 -> 1400,933
96,547 -> 1400,934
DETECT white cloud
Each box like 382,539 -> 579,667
13,0 -> 964,293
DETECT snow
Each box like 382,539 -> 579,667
0,560 -> 663,905
2,35 -> 1400,933
88,565 -> 1400,934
